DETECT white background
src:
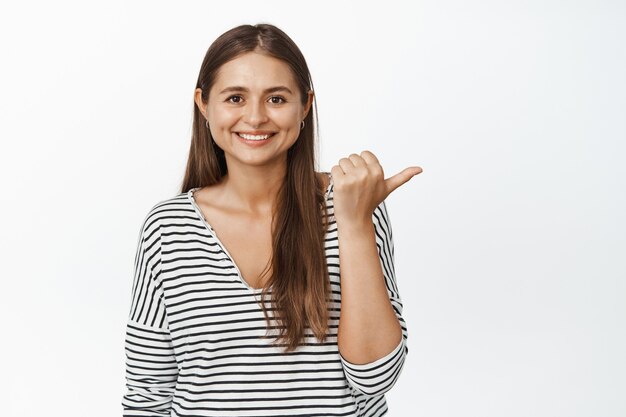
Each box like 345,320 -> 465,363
1,1 -> 624,416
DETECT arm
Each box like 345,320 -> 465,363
337,200 -> 409,397
122,211 -> 178,416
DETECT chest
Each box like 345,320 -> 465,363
199,206 -> 274,290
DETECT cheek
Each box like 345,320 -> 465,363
269,107 -> 301,127
208,106 -> 239,128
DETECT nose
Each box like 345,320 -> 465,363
243,100 -> 269,127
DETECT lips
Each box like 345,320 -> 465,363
234,132 -> 276,146
236,132 -> 276,139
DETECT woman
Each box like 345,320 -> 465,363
122,23 -> 422,417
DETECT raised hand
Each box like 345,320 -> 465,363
330,150 -> 422,226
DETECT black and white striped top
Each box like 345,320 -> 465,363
122,176 -> 409,417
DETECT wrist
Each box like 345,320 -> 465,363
335,216 -> 374,235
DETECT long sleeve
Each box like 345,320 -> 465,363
122,210 -> 178,416
338,200 -> 409,398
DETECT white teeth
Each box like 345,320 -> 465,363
237,133 -> 273,141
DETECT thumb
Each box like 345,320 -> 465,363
385,166 -> 423,195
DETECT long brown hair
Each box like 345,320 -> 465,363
180,23 -> 331,352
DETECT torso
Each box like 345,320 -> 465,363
191,172 -> 330,289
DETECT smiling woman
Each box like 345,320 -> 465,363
121,22 -> 415,417
196,50 -> 314,169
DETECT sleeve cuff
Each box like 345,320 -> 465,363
339,335 -> 405,370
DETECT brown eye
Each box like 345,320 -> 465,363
269,96 -> 286,104
226,95 -> 242,103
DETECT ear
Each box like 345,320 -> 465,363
194,88 -> 208,119
303,89 -> 314,119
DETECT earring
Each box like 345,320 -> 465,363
300,120 -> 305,130
205,119 -> 209,128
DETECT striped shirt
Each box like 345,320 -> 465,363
122,176 -> 409,416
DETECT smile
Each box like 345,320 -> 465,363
236,132 -> 276,141
234,132 -> 276,146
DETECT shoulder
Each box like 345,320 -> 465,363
316,171 -> 331,191
317,171 -> 333,201
138,190 -> 193,236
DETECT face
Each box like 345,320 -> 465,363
195,51 -> 314,170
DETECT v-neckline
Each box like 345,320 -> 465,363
186,173 -> 333,292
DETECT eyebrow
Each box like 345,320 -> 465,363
218,86 -> 294,95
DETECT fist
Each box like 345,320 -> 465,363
329,150 -> 422,225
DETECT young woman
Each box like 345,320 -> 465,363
122,23 -> 422,417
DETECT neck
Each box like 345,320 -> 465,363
221,161 -> 287,216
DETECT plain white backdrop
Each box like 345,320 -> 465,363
0,0 -> 624,416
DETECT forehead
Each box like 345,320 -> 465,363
212,52 -> 298,93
